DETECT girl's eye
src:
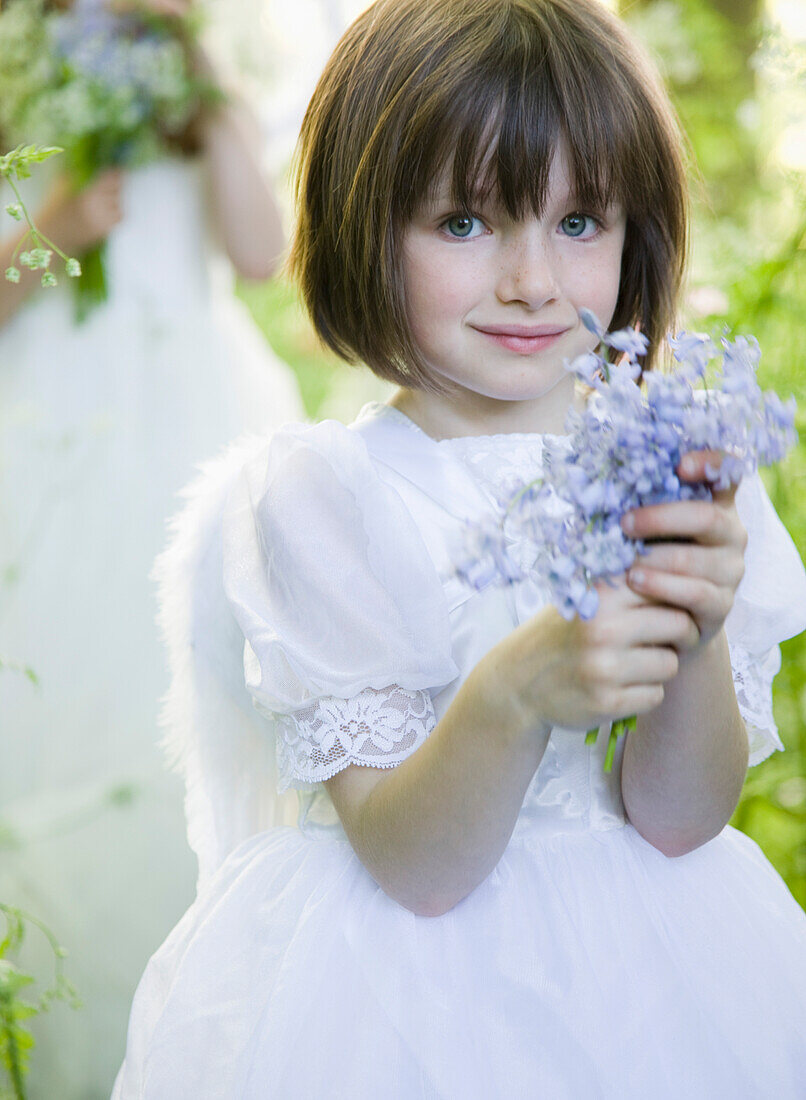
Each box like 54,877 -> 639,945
443,214 -> 485,239
560,212 -> 599,239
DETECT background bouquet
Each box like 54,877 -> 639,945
0,0 -> 218,318
457,312 -> 797,770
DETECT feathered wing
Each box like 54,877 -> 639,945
152,436 -> 299,895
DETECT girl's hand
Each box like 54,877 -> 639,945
622,450 -> 747,648
39,171 -> 124,256
487,578 -> 699,735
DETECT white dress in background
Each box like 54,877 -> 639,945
0,156 -> 304,1099
113,401 -> 806,1099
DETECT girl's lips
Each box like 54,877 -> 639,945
473,327 -> 569,355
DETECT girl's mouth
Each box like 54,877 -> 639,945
472,326 -> 569,355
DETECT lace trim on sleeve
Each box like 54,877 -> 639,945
274,685 -> 437,793
728,641 -> 784,767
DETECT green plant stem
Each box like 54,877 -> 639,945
0,1007 -> 27,1100
4,174 -> 72,267
604,722 -> 621,772
0,905 -> 76,1008
585,714 -> 637,773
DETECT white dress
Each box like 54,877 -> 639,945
0,157 -> 303,1098
113,400 -> 806,1100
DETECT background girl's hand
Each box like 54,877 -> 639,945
40,171 -> 125,256
622,450 -> 747,648
487,577 -> 699,735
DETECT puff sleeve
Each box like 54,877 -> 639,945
726,471 -> 806,766
222,420 -> 459,793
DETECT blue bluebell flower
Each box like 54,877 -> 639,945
455,322 -> 796,625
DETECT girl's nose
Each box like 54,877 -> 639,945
495,227 -> 560,310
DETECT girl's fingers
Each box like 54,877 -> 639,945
621,449 -> 745,543
626,567 -> 731,623
586,644 -> 679,689
677,449 -> 722,479
622,498 -> 738,547
678,449 -> 740,506
608,684 -> 666,718
590,579 -> 700,647
628,606 -> 700,649
637,542 -> 745,588
594,576 -> 647,608
621,645 -> 680,686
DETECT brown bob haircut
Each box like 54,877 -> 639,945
289,0 -> 689,387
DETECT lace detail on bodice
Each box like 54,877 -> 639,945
275,685 -> 437,793
727,642 -> 783,765
441,433 -> 553,508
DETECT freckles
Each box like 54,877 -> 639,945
574,255 -> 622,310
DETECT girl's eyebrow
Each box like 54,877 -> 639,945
417,178 -> 622,219
423,188 -> 502,216
552,191 -> 621,217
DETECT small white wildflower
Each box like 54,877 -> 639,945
19,251 -> 34,268
5,266 -> 21,283
5,203 -> 23,220
30,247 -> 52,269
41,271 -> 57,288
65,257 -> 82,278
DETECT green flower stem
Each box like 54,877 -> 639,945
4,177 -> 71,266
604,722 -> 621,773
504,475 -> 544,516
3,157 -> 81,292
4,178 -> 37,267
586,714 -> 637,773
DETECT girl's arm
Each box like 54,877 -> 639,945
327,665 -> 552,919
0,171 -> 123,329
112,2 -> 285,279
621,632 -> 747,858
327,580 -> 697,917
192,52 -> 285,281
620,449 -> 751,856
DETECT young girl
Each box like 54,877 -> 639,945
113,1 -> 806,1095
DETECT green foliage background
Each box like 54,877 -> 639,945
238,0 -> 806,906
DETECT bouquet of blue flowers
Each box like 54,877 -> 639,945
456,312 -> 797,771
0,0 -> 218,319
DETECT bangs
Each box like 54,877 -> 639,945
393,5 -> 644,224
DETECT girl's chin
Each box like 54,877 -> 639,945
473,372 -> 574,405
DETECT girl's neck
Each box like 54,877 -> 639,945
387,376 -> 582,441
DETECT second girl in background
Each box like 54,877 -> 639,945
0,1 -> 302,1094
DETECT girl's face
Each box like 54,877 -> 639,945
400,146 -> 627,436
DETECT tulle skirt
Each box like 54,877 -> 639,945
112,821 -> 806,1099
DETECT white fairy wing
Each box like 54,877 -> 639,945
152,437 -> 299,894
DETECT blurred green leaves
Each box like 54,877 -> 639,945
624,0 -> 806,906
